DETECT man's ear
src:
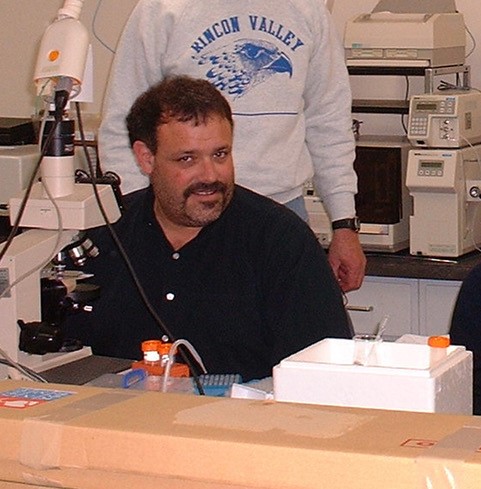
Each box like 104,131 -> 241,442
132,140 -> 155,175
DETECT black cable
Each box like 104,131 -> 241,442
400,75 -> 410,135
92,0 -> 115,54
75,103 -> 205,395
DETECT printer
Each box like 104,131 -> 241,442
344,0 -> 466,67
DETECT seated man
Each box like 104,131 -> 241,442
64,76 -> 352,381
450,264 -> 481,415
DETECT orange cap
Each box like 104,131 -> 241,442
158,342 -> 173,355
141,339 -> 163,352
428,336 -> 450,348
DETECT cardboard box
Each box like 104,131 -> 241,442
0,484 -> 49,489
0,379 -> 481,488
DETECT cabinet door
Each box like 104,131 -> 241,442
418,279 -> 462,336
345,276 -> 419,339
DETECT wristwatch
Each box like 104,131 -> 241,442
331,217 -> 361,232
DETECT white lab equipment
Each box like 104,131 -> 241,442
344,0 -> 465,68
0,230 -> 93,375
0,146 -> 39,206
306,136 -> 411,252
9,0 -> 119,228
406,144 -> 481,257
0,0 -> 120,379
408,91 -> 481,148
29,0 -> 90,203
273,338 -> 472,414
34,0 -> 88,101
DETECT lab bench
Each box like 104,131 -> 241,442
346,249 -> 481,339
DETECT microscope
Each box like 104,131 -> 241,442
0,0 -> 121,378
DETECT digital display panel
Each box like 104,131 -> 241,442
420,160 -> 443,170
415,102 -> 438,112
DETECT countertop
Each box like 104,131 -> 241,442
365,248 -> 481,281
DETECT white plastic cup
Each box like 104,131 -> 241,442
353,334 -> 382,366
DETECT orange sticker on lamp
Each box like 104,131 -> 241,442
48,50 -> 60,62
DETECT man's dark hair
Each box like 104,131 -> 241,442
126,76 -> 234,153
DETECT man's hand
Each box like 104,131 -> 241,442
328,229 -> 366,292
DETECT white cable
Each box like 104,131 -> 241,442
162,339 -> 208,393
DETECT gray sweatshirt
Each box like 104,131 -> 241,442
98,0 -> 357,220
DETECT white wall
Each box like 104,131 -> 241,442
0,0 -> 480,139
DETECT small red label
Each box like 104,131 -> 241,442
0,396 -> 46,409
402,438 -> 481,452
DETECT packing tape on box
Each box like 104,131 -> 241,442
20,392 -> 137,470
416,425 -> 481,489
174,398 -> 375,438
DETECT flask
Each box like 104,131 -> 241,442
428,335 -> 450,366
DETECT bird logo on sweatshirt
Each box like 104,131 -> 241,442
194,39 -> 293,98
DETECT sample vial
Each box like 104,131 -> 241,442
132,339 -> 190,378
428,335 -> 450,366
141,340 -> 163,367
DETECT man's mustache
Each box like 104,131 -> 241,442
184,182 -> 227,198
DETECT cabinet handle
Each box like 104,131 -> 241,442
346,305 -> 374,312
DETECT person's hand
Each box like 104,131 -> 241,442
328,229 -> 366,292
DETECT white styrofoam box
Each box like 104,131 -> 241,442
273,339 -> 472,414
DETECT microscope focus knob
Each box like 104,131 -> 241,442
469,186 -> 481,199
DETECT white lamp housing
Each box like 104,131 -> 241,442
33,17 -> 89,98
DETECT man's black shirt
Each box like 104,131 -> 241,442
64,185 -> 351,381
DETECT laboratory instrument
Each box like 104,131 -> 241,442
407,91 -> 481,148
0,145 -> 39,207
0,0 -> 121,379
306,136 -> 411,252
344,0 -> 465,68
406,91 -> 481,257
406,144 -> 481,257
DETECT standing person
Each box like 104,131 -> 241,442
98,0 -> 366,292
64,76 -> 353,381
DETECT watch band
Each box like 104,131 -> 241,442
331,217 -> 361,232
